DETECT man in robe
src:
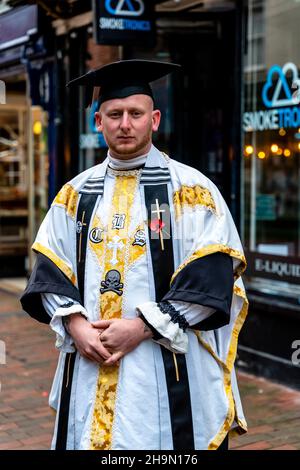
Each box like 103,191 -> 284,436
21,59 -> 248,450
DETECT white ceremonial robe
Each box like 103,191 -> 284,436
21,145 -> 248,450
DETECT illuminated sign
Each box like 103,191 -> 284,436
244,62 -> 300,132
262,63 -> 300,108
93,0 -> 155,46
105,0 -> 145,17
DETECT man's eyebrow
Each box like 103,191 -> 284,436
106,106 -> 145,113
106,108 -> 122,113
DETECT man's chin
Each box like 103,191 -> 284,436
111,143 -> 140,157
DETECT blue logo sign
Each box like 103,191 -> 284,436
105,0 -> 145,17
94,0 -> 155,47
262,62 -> 300,108
244,62 -> 300,132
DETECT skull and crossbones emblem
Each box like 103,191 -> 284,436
100,269 -> 123,296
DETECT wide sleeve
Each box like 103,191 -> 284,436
20,183 -> 82,324
162,252 -> 234,330
171,177 -> 248,371
136,299 -> 216,354
158,172 -> 248,371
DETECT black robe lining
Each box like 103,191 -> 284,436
162,252 -> 234,331
20,252 -> 82,325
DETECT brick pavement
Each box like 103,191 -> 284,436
0,290 -> 57,450
0,288 -> 299,450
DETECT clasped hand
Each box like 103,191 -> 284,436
92,318 -> 149,366
67,314 -> 150,366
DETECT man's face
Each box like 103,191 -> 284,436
95,94 -> 161,159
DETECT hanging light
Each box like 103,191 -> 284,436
279,128 -> 286,136
33,121 -> 42,135
284,149 -> 291,157
271,144 -> 279,153
258,151 -> 266,159
245,145 -> 254,155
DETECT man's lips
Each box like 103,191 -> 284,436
117,136 -> 134,140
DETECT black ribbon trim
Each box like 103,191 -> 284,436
55,192 -> 99,450
158,301 -> 189,331
144,183 -> 195,450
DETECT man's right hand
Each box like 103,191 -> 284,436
64,313 -> 111,364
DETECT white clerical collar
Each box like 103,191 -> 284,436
108,151 -> 148,170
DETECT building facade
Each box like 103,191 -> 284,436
0,0 -> 299,387
241,0 -> 300,388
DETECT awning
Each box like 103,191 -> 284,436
0,4 -> 38,52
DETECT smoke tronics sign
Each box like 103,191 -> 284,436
93,0 -> 155,45
243,62 -> 300,132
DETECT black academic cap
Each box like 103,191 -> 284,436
66,59 -> 181,108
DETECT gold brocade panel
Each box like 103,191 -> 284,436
90,173 -> 145,450
52,183 -> 78,219
173,185 -> 216,219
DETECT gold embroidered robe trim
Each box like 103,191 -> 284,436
90,174 -> 144,450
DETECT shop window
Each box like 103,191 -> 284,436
243,0 -> 300,303
0,105 -> 28,259
0,98 -> 48,274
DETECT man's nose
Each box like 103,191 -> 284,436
120,112 -> 130,130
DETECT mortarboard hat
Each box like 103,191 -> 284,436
66,59 -> 181,108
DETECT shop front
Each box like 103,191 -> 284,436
240,0 -> 300,387
0,4 -> 53,275
1,0 -> 297,386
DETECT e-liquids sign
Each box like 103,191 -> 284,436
246,251 -> 300,284
93,0 -> 155,46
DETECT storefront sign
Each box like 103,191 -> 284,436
93,0 -> 155,45
243,62 -> 300,132
0,5 -> 38,51
246,251 -> 300,284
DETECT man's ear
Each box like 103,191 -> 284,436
95,111 -> 103,132
152,109 -> 161,132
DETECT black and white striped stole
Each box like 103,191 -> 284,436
141,164 -> 195,450
140,166 -> 171,186
79,176 -> 105,195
